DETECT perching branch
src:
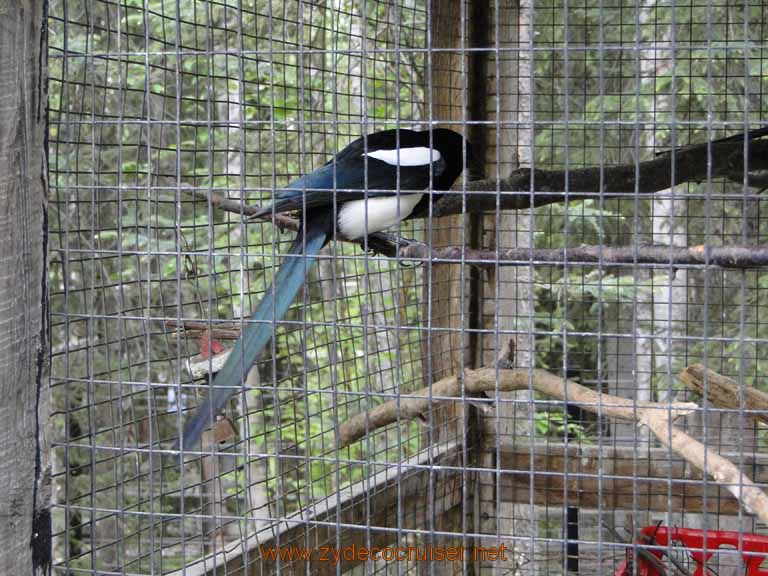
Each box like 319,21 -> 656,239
185,188 -> 411,258
179,189 -> 768,266
165,319 -> 242,340
176,136 -> 768,272
397,242 -> 768,268
431,138 -> 768,217
640,412 -> 768,524
187,188 -> 300,231
337,367 -> 697,447
337,366 -> 768,524
186,137 -> 768,231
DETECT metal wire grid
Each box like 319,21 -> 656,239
48,0 -> 432,571
47,0 -> 768,574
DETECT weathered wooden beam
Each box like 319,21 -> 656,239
172,442 -> 464,576
0,1 -> 50,574
679,364 -> 768,426
491,442 -> 768,516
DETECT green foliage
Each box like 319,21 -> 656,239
534,410 -> 591,441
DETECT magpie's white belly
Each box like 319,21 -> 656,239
337,193 -> 423,240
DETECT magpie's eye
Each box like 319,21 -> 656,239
363,147 -> 441,167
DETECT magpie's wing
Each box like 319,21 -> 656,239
254,153 -> 446,216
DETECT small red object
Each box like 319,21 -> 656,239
615,526 -> 768,576
199,331 -> 224,359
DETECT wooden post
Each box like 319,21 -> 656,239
424,2 -> 480,573
0,1 -> 51,574
426,0 -> 533,571
474,0 -> 533,570
426,0 -> 473,388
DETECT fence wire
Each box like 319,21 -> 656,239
47,0 -> 768,574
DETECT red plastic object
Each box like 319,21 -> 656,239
615,526 -> 768,576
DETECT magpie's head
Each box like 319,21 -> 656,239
353,128 -> 474,191
428,128 -> 475,190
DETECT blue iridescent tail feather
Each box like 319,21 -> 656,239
177,219 -> 329,452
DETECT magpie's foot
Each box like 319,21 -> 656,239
364,232 -> 406,256
362,233 -> 423,266
393,236 -> 424,267
397,236 -> 420,247
360,237 -> 391,257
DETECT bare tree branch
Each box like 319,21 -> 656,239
184,138 -> 768,257
186,188 -> 300,231
189,139 -> 768,224
337,366 -> 768,524
397,242 -> 768,268
431,138 -> 768,217
337,367 -> 696,447
182,187 -> 768,267
184,188 -> 412,257
640,414 -> 768,523
164,319 -> 242,340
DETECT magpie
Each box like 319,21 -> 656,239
180,128 -> 472,450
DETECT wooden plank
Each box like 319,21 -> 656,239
0,2 -> 50,574
172,442 -> 464,576
492,442 -> 768,516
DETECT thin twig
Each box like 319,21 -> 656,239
186,188 -> 300,230
184,188 -> 410,257
164,319 -> 242,340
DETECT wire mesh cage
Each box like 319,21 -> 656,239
45,0 -> 768,574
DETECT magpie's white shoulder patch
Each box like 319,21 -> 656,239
363,147 -> 441,167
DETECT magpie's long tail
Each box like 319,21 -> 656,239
178,219 -> 329,451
